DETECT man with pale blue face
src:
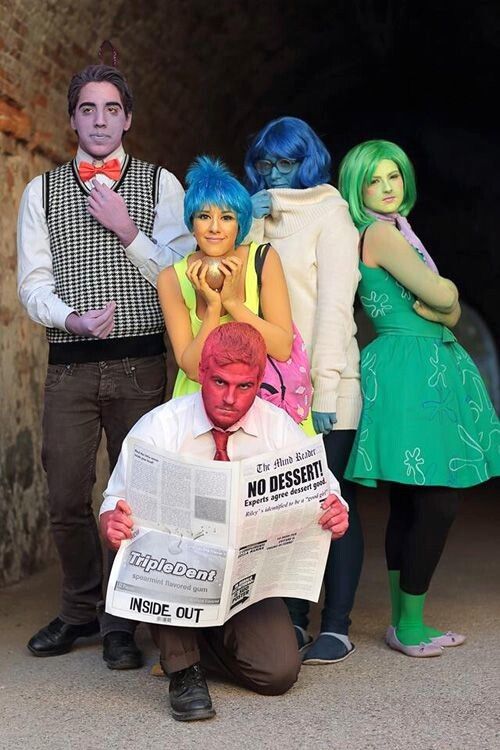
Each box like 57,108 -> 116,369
17,61 -> 193,672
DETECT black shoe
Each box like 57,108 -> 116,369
27,617 -> 100,657
103,632 -> 143,670
169,663 -> 216,722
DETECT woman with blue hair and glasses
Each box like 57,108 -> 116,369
157,156 -> 293,397
244,116 -> 363,665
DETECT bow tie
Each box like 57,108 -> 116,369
78,158 -> 121,182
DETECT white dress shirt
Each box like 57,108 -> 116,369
101,392 -> 345,514
17,145 -> 195,331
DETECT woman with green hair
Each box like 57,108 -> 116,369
339,139 -> 500,657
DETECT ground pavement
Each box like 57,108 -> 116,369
1,483 -> 498,750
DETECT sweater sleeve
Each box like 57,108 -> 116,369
311,205 -> 360,413
243,217 -> 265,245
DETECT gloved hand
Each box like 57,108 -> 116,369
312,411 -> 337,435
65,301 -> 116,339
251,190 -> 272,219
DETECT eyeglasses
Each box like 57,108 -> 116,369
254,158 -> 299,176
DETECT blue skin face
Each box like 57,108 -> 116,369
262,153 -> 301,189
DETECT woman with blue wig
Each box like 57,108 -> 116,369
244,117 -> 363,665
158,156 -> 293,396
339,139 -> 499,657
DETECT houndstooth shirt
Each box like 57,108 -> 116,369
17,146 -> 194,338
44,156 -> 164,343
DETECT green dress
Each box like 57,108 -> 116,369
345,260 -> 500,488
171,243 -> 261,398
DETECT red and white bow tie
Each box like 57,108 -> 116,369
78,158 -> 121,182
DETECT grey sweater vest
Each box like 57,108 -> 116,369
44,156 -> 164,350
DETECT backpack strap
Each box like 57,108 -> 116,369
254,242 -> 271,316
254,242 -> 271,289
253,242 -> 286,401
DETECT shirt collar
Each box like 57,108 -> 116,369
75,144 -> 126,166
192,392 -> 260,439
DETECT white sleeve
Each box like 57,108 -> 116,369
17,176 -> 76,331
101,411 -> 157,514
123,168 -> 195,286
325,468 -> 347,510
100,436 -> 133,515
311,205 -> 360,413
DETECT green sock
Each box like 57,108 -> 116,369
424,624 -> 444,638
388,570 -> 401,627
396,591 -> 430,646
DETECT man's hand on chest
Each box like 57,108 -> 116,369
87,180 -> 139,247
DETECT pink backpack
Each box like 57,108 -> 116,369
255,244 -> 313,423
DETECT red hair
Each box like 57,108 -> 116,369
199,323 -> 267,380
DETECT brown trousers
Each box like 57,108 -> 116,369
151,598 -> 301,696
42,355 -> 166,627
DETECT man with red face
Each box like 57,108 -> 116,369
100,322 -> 349,722
17,63 -> 194,669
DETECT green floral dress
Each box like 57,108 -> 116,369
345,261 -> 500,488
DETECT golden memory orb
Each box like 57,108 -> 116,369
200,257 -> 225,291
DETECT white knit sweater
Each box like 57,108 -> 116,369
249,184 -> 361,430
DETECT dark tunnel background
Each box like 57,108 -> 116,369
126,1 -> 500,345
1,0 -> 499,586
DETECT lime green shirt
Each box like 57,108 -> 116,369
172,242 -> 261,398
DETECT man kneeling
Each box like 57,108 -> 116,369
100,322 -> 348,721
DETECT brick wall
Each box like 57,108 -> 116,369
0,0 -> 302,585
0,0 -> 331,585
1,0 -> 497,584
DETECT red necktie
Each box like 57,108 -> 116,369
78,158 -> 121,182
211,429 -> 231,461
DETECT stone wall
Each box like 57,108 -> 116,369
0,0 -> 353,586
1,0 -> 498,585
0,0 -> 298,585
0,133 -> 54,583
0,0 -> 190,585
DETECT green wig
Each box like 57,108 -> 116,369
338,140 -> 417,231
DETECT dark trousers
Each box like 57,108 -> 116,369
385,483 -> 460,594
41,355 -> 166,628
151,598 -> 300,696
285,429 -> 364,634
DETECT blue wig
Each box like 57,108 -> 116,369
184,156 -> 253,246
244,116 -> 331,194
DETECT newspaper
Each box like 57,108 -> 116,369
106,434 -> 332,627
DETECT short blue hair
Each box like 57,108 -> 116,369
244,116 -> 331,194
184,156 -> 253,246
